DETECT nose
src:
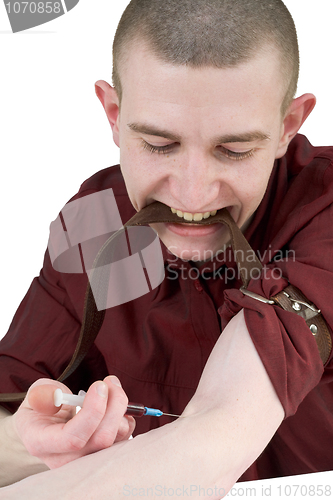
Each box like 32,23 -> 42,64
169,151 -> 222,212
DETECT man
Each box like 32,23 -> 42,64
0,0 -> 332,497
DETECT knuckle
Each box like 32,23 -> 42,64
115,428 -> 128,442
114,418 -> 132,442
83,401 -> 107,424
113,389 -> 129,408
66,433 -> 87,451
90,405 -> 106,421
128,416 -> 136,434
93,429 -> 116,450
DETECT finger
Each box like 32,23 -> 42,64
54,380 -> 109,453
114,415 -> 136,442
85,375 -> 130,451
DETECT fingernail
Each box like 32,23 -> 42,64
96,382 -> 108,398
110,375 -> 122,387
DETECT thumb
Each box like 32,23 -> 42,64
26,379 -> 69,415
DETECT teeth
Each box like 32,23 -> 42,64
184,212 -> 193,221
171,207 -> 218,221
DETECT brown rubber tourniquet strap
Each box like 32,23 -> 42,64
271,285 -> 332,365
0,202 -> 330,403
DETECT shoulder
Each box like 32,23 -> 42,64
74,165 -> 127,198
284,134 -> 333,188
248,135 -> 333,250
276,134 -> 333,220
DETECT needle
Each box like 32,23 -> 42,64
54,389 -> 180,418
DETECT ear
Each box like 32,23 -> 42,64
95,80 -> 120,147
275,93 -> 316,159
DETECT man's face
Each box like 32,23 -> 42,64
115,45 -> 287,262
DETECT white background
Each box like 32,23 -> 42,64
0,0 -> 333,492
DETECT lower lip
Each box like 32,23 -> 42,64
165,222 -> 222,237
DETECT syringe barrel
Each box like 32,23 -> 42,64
126,402 -> 146,417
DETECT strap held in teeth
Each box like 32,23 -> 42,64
124,201 -> 262,288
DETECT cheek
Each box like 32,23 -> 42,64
119,152 -> 159,211
235,161 -> 274,216
121,143 -> 171,202
119,141 -> 144,190
243,178 -> 267,204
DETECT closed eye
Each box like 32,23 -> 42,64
217,146 -> 255,160
142,140 -> 176,155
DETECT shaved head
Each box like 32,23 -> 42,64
112,0 -> 299,116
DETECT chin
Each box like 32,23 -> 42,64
151,221 -> 230,262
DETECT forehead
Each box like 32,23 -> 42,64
119,44 -> 285,130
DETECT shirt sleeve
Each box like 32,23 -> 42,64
0,247 -> 110,414
218,203 -> 333,419
0,249 -> 79,412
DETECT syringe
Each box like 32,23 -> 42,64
54,389 -> 180,418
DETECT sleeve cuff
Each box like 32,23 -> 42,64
218,269 -> 324,418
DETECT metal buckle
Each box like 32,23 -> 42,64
240,287 -> 321,315
282,291 -> 321,314
240,286 -> 275,304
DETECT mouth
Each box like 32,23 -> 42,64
170,207 -> 218,222
125,201 -> 231,227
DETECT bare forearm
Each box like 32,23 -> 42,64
0,415 -> 237,499
0,401 -> 281,500
0,408 -> 49,487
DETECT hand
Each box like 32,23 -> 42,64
11,376 -> 135,469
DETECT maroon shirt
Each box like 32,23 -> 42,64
1,134 -> 333,481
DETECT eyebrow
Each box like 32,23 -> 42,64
127,122 -> 270,144
214,132 -> 270,144
127,123 -> 181,142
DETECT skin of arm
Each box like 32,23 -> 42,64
0,407 -> 49,487
0,309 -> 285,499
